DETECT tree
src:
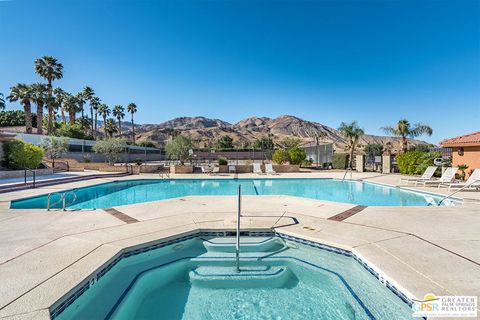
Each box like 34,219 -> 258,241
104,118 -> 118,139
458,164 -> 469,181
63,94 -> 80,125
53,88 -> 67,124
2,139 -> 44,169
8,84 -> 33,133
127,102 -> 137,143
113,105 -> 125,135
82,86 -> 95,132
288,146 -> 307,165
0,93 -> 5,111
254,137 -> 274,150
93,138 -> 124,164
78,116 -> 92,137
90,96 -> 101,138
215,135 -> 234,149
97,104 -> 110,135
30,83 -> 48,135
40,136 -> 69,167
381,119 -> 433,153
76,91 -> 86,118
34,56 -> 63,134
279,137 -> 301,149
338,121 -> 364,169
272,149 -> 290,164
165,134 -> 194,164
364,143 -> 383,160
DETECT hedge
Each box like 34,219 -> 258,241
332,153 -> 349,169
2,139 -> 44,169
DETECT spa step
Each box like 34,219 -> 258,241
203,237 -> 285,253
189,265 -> 290,288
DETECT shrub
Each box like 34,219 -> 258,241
54,123 -> 89,139
40,137 -> 69,166
415,152 -> 442,176
218,157 -> 228,165
165,134 -> 194,164
288,147 -> 306,165
93,139 -> 125,164
215,136 -> 234,149
81,156 -> 91,163
332,153 -> 349,169
137,141 -> 156,148
396,151 -> 424,175
133,158 -> 143,165
0,110 -> 37,127
272,149 -> 290,164
254,137 -> 274,150
2,139 -> 44,169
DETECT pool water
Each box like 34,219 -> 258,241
10,178 -> 449,209
53,235 -> 413,320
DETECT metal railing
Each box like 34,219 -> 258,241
437,179 -> 479,206
236,184 -> 241,272
47,190 -> 78,211
24,169 -> 36,188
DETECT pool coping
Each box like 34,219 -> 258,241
48,229 -> 417,320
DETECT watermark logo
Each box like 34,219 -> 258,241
412,293 -> 477,317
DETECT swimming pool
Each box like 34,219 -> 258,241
51,233 -> 414,320
10,178 -> 451,209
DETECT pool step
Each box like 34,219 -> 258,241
203,237 -> 285,253
189,265 -> 291,288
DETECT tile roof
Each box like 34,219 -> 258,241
441,131 -> 480,147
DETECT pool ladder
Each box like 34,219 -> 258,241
236,185 -> 241,272
47,190 -> 78,211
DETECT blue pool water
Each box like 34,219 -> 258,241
53,235 -> 413,320
10,178 -> 448,209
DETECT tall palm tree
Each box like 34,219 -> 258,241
90,96 -> 101,139
8,84 -> 34,133
127,103 -> 137,144
64,94 -> 80,125
381,119 -> 433,153
78,116 -> 92,137
34,56 -> 63,134
0,93 -> 5,111
30,83 -> 48,135
54,88 -> 67,124
76,91 -> 86,119
104,118 -> 118,139
83,86 -> 95,134
97,104 -> 110,136
113,105 -> 125,136
338,121 -> 365,169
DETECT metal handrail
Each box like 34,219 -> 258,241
47,191 -> 65,211
437,179 -> 480,206
235,184 -> 241,273
62,190 -> 78,211
24,168 -> 36,188
47,190 -> 78,211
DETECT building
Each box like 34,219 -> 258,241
441,131 -> 480,178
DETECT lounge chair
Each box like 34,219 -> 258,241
253,163 -> 265,175
438,168 -> 480,191
201,166 -> 212,174
211,166 -> 220,175
228,165 -> 236,174
265,163 -> 278,175
417,167 -> 458,187
400,166 -> 437,184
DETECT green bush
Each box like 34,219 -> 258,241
165,134 -> 195,164
332,153 -> 349,169
81,156 -> 91,163
93,139 -> 125,164
272,149 -> 290,164
287,147 -> 306,165
0,110 -> 37,127
133,158 -> 143,165
218,157 -> 228,165
415,152 -> 442,176
54,123 -> 89,139
396,151 -> 424,175
2,139 -> 44,169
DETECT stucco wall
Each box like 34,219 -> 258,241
451,146 -> 480,178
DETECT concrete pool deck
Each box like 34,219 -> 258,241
0,171 -> 479,319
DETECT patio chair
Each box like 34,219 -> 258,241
211,166 -> 220,175
417,167 -> 458,187
265,163 -> 278,175
400,166 -> 437,184
438,168 -> 480,191
201,166 -> 212,174
253,163 -> 265,175
228,165 -> 236,174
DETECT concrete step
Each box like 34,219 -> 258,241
203,237 -> 285,253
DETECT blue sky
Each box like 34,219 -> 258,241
0,0 -> 479,144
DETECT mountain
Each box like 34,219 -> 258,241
132,115 -> 428,152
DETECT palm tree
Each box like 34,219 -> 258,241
0,93 -> 5,111
30,83 -> 48,135
8,84 -> 34,133
90,96 -> 101,139
76,92 -> 86,119
61,94 -> 78,125
34,56 -> 63,134
83,86 -> 95,134
113,105 -> 125,136
54,88 -> 68,124
381,119 -> 433,153
78,116 -> 92,137
338,121 -> 365,169
97,104 -> 110,135
104,118 -> 118,139
127,103 -> 137,144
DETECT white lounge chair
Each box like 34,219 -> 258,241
253,163 -> 265,175
228,165 -> 236,174
438,168 -> 480,191
265,163 -> 278,175
211,166 -> 220,175
400,166 -> 437,184
201,166 -> 212,174
417,167 -> 458,187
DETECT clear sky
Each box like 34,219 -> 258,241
1,0 -> 479,144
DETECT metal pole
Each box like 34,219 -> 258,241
32,171 -> 36,188
24,170 -> 27,185
236,184 -> 241,272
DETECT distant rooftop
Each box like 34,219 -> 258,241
441,131 -> 480,147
